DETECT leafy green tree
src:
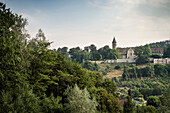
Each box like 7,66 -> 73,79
143,44 -> 152,56
143,65 -> 155,77
98,45 -> 119,60
123,96 -> 136,113
57,47 -> 69,57
135,44 -> 151,57
154,64 -> 168,77
102,78 -> 117,96
136,55 -> 150,65
136,105 -> 156,113
108,49 -> 117,59
89,44 -> 98,60
89,87 -> 121,113
27,29 -> 56,95
0,86 -> 41,113
64,84 -> 98,113
69,47 -> 91,63
82,61 -> 98,71
122,66 -> 129,80
98,45 -> 110,59
41,94 -> 63,113
135,44 -> 151,65
0,2 -> 28,90
165,64 -> 170,76
147,96 -> 160,108
164,46 -> 170,58
158,85 -> 170,113
133,67 -> 138,78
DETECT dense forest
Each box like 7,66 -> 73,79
0,2 -> 121,113
56,44 -> 121,63
0,2 -> 170,113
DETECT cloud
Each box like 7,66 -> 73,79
86,0 -> 170,47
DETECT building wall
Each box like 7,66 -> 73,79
105,58 -> 136,63
150,47 -> 164,55
127,48 -> 135,58
117,48 -> 135,59
153,58 -> 170,64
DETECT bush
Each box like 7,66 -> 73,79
0,86 -> 41,113
115,65 -> 121,69
64,84 -> 98,113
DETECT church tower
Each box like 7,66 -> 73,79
112,37 -> 117,49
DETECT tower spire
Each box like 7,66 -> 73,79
112,36 -> 117,49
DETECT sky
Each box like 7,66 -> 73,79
1,0 -> 170,49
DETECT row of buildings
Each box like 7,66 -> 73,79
91,37 -> 169,64
112,37 -> 164,59
102,37 -> 170,64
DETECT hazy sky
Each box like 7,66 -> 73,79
2,0 -> 170,49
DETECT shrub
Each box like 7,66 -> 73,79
115,65 -> 121,69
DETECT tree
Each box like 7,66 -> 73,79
27,29 -> 55,95
135,44 -> 152,65
0,2 -> 29,90
123,96 -> 136,113
136,55 -> 150,65
154,64 -> 168,77
133,67 -> 138,78
102,78 -> 117,96
135,44 -> 151,57
108,49 -> 117,59
143,44 -> 152,56
158,85 -> 170,112
57,47 -> 69,57
0,86 -> 41,113
143,65 -> 155,77
82,61 -> 98,71
164,46 -> 170,58
122,66 -> 129,80
41,94 -> 63,113
89,44 -> 97,60
64,84 -> 98,113
136,105 -> 156,113
147,96 -> 160,108
89,87 -> 121,113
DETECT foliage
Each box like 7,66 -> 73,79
136,105 -> 156,113
64,84 -> 98,113
89,87 -> 121,113
121,64 -> 168,79
115,65 -> 121,70
0,1 -> 28,90
0,86 -> 41,113
41,94 -> 63,113
57,44 -> 121,62
154,64 -> 168,77
135,44 -> 151,65
147,96 -> 160,108
118,70 -> 170,99
150,54 -> 162,58
1,2 -> 169,113
157,85 -> 170,113
123,96 -> 136,113
82,61 -> 98,71
163,46 -> 170,58
122,66 -> 129,80
149,40 -> 170,47
102,78 -> 117,96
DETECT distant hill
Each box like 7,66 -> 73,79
149,39 -> 170,47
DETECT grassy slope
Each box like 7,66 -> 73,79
98,63 -> 147,79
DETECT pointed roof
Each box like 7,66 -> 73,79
112,37 -> 116,43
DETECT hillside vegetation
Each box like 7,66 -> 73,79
0,3 -> 121,113
149,40 -> 170,47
